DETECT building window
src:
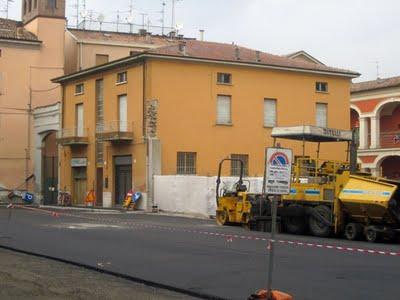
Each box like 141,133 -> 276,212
118,94 -> 128,132
28,0 -> 32,12
217,95 -> 232,125
217,73 -> 232,84
117,71 -> 127,84
34,0 -> 38,9
177,152 -> 197,175
75,103 -> 84,137
47,0 -> 57,9
264,98 -> 277,127
75,83 -> 84,95
316,103 -> 328,127
316,82 -> 328,93
96,54 -> 109,66
231,154 -> 249,177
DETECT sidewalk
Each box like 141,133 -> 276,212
0,248 -> 196,300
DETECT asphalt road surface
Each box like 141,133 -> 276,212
1,206 -> 399,300
0,247 -> 195,300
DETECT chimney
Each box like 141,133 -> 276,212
235,46 -> 240,60
139,29 -> 147,36
169,31 -> 176,39
177,34 -> 184,40
178,41 -> 187,55
199,29 -> 205,41
145,32 -> 152,43
256,50 -> 261,62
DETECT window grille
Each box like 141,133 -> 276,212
231,154 -> 249,176
177,152 -> 197,175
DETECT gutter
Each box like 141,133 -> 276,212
0,38 -> 42,46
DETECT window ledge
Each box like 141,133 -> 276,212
216,123 -> 233,127
116,81 -> 127,86
217,82 -> 233,86
74,92 -> 84,96
316,91 -> 329,94
263,125 -> 275,129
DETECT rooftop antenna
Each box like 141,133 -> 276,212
147,18 -> 152,32
139,12 -> 148,29
80,0 -> 87,29
1,0 -> 14,19
116,10 -> 120,32
161,2 -> 166,35
374,60 -> 381,80
97,13 -> 105,31
171,0 -> 183,32
72,0 -> 80,28
127,0 -> 134,33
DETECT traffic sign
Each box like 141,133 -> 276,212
265,148 -> 293,195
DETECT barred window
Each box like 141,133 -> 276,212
231,154 -> 249,177
177,152 -> 197,175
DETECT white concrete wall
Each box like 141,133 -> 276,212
154,176 -> 263,217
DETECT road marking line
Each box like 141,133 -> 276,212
16,206 -> 400,258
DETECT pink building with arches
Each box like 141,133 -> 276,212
351,76 -> 400,179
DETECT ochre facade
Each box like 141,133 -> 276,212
59,57 -> 352,206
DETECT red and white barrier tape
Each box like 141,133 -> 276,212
15,205 -> 400,257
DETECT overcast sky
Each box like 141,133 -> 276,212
4,0 -> 400,82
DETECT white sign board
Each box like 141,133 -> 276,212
265,148 -> 293,195
71,158 -> 87,167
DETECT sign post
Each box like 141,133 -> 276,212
265,147 -> 293,299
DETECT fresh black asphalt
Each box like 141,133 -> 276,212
0,207 -> 399,300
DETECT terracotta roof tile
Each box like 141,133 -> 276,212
68,28 -> 178,47
351,76 -> 400,93
148,40 -> 359,76
0,18 -> 39,42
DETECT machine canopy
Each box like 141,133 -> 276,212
271,126 -> 353,143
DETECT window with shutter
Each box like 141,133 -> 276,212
316,103 -> 328,127
264,99 -> 277,127
217,95 -> 232,125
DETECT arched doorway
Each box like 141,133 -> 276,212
350,108 -> 360,146
42,131 -> 58,205
379,156 -> 400,180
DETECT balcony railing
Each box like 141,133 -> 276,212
380,131 -> 400,149
96,121 -> 134,142
57,127 -> 89,146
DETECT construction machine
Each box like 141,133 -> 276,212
216,159 -> 271,229
216,125 -> 400,242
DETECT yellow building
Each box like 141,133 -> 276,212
0,0 -> 181,203
53,41 -> 359,208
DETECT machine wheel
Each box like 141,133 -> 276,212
216,209 -> 229,226
309,205 -> 332,237
345,223 -> 363,241
283,216 -> 306,235
365,226 -> 381,243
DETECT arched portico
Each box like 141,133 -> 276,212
369,98 -> 400,149
375,154 -> 400,179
